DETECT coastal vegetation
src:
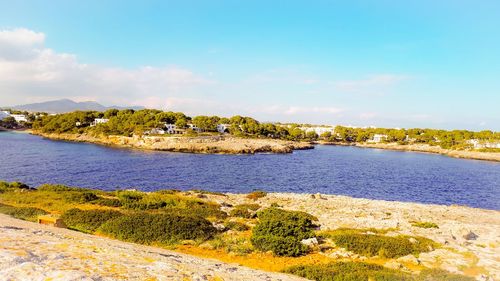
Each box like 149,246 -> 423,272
29,109 -> 500,151
0,180 -> 485,280
283,263 -> 475,281
321,228 -> 437,258
251,208 -> 318,257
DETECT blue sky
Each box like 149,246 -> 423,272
0,0 -> 499,130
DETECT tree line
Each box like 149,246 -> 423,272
31,109 -> 500,148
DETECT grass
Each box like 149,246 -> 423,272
321,228 -> 438,258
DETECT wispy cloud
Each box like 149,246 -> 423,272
331,74 -> 410,95
0,28 -> 215,107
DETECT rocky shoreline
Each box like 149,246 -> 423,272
32,132 -> 314,154
318,141 -> 500,162
1,191 -> 498,280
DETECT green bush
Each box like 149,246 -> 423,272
326,231 -> 436,258
283,261 -> 413,281
230,204 -> 260,218
92,197 -> 122,207
61,208 -> 123,233
65,192 -> 99,203
0,203 -> 48,221
37,184 -> 81,192
0,181 -> 32,193
99,213 -> 216,245
224,221 -> 250,231
251,208 -> 318,257
164,204 -> 228,219
417,269 -> 475,281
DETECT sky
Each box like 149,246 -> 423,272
0,0 -> 499,130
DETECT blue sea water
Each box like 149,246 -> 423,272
0,131 -> 499,210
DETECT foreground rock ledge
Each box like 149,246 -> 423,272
0,214 -> 304,281
34,132 -> 314,154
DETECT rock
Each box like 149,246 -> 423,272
463,231 -> 478,240
408,237 -> 418,244
212,223 -> 226,231
300,237 -> 319,247
384,260 -> 403,269
477,274 -> 494,281
397,254 -> 420,265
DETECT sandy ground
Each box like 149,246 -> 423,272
0,214 -> 304,281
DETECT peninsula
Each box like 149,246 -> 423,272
2,108 -> 499,158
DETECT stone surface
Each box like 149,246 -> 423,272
0,214 -> 305,281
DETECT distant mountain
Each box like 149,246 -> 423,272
9,99 -> 145,113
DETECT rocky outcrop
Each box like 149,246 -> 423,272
33,132 -> 314,154
208,192 -> 500,280
319,141 -> 500,162
0,214 -> 304,281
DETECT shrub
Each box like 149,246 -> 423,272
251,208 -> 318,257
412,221 -> 439,229
325,230 -> 436,258
99,213 -> 216,245
246,190 -> 267,200
92,197 -> 122,207
65,192 -> 99,203
0,203 -> 48,221
417,269 -> 475,281
61,208 -> 123,233
164,204 -> 227,219
37,184 -> 80,192
224,221 -> 250,231
283,261 -> 413,281
230,204 -> 260,218
0,181 -> 32,192
117,190 -> 143,202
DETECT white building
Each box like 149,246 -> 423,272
467,139 -> 500,149
217,124 -> 230,133
0,111 -> 28,122
369,134 -> 388,143
0,111 -> 10,120
164,123 -> 184,134
11,114 -> 28,122
90,118 -> 109,127
188,124 -> 202,133
300,126 -> 335,136
146,128 -> 166,135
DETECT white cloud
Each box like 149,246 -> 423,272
0,28 -> 214,107
284,106 -> 344,115
0,28 -> 45,61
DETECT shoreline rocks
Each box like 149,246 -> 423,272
317,141 -> 500,162
32,132 -> 314,154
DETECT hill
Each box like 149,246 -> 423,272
9,99 -> 144,113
